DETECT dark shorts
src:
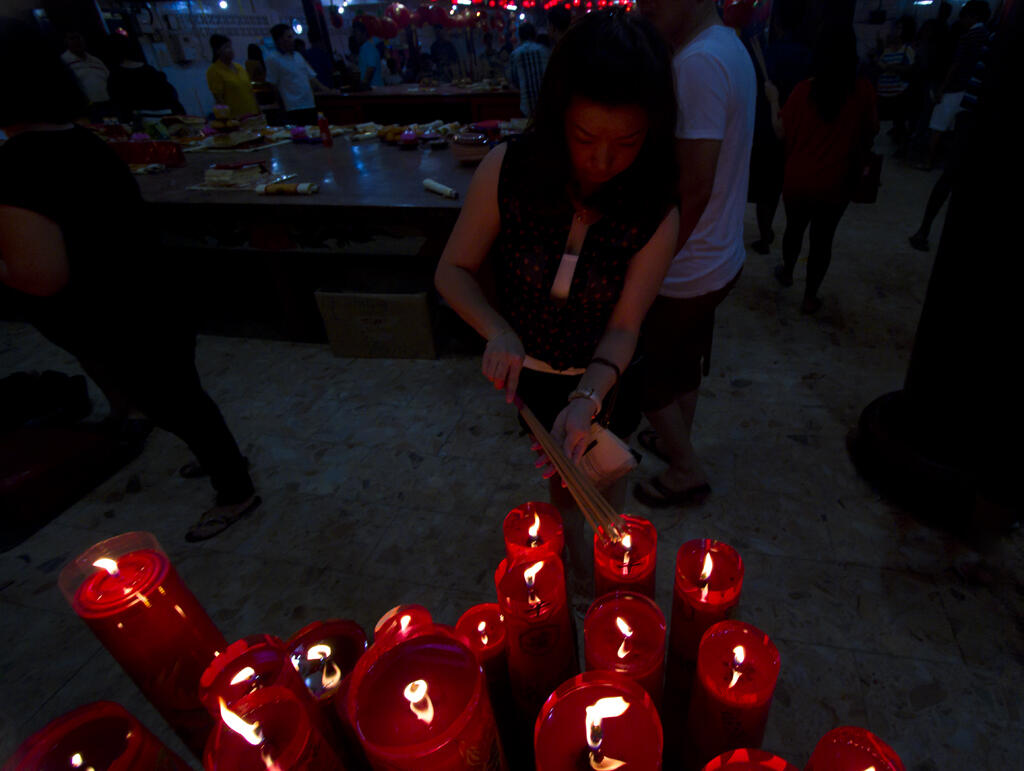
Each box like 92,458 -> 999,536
641,269 -> 742,411
516,364 -> 643,440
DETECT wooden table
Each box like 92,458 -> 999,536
317,84 -> 522,126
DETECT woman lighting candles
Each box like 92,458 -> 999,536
435,9 -> 679,594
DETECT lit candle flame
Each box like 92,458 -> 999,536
403,679 -> 435,724
699,552 -> 713,601
523,560 -> 544,588
615,617 -> 633,659
321,661 -> 342,690
528,513 -> 541,542
399,614 -> 411,633
621,534 -> 632,571
585,697 -> 630,770
229,666 -> 256,686
728,645 -> 745,689
307,644 -> 332,662
92,558 -> 119,577
218,697 -> 263,745
477,620 -> 489,646
71,754 -> 83,768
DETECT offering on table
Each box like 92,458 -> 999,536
204,160 -> 269,188
260,182 -> 319,195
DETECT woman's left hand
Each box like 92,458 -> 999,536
552,398 -> 596,463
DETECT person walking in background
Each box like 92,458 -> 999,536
509,23 -> 550,118
353,20 -> 383,87
107,35 -> 185,122
766,22 -> 878,314
303,28 -> 336,89
874,17 -> 915,156
265,23 -> 334,125
0,19 -> 260,541
206,34 -> 259,117
430,25 -> 461,82
61,31 -> 111,121
632,0 -> 755,507
245,43 -> 267,82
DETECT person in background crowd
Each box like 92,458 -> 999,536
435,9 -> 679,593
431,25 -> 461,81
61,31 -> 111,121
353,20 -> 383,87
303,28 -> 336,88
481,31 -> 509,80
919,0 -> 991,170
874,16 -> 915,156
766,22 -> 878,313
383,56 -> 403,85
107,35 -> 185,122
632,0 -> 755,507
509,23 -> 550,118
0,18 -> 260,541
245,43 -> 267,82
547,6 -> 572,47
206,34 -> 259,118
265,23 -> 334,125
749,0 -> 812,254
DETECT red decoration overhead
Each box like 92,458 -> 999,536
379,16 -> 399,38
385,2 -> 412,29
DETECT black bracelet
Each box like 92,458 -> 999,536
589,357 -> 621,382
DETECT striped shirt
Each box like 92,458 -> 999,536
876,45 -> 913,96
509,41 -> 549,118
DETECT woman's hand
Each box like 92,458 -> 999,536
552,398 -> 596,463
482,329 -> 525,403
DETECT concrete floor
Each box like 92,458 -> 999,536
1,141 -> 1021,769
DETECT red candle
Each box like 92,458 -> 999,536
687,621 -> 781,768
503,501 -> 565,562
455,603 -> 508,689
373,604 -> 433,647
495,555 -> 579,718
702,748 -> 800,771
347,623 -> 508,770
287,619 -> 368,706
805,726 -> 906,771
203,685 -> 343,770
593,514 -> 657,599
2,701 -> 191,771
59,532 -> 226,758
533,671 -> 663,771
669,540 -> 744,666
583,591 -> 666,709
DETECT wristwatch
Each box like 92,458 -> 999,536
568,387 -> 602,418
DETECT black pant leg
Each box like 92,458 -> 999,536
782,197 -> 813,273
805,201 -> 849,300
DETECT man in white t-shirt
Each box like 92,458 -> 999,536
635,0 -> 755,507
61,32 -> 111,120
265,24 -> 334,125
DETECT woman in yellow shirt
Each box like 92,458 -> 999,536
206,35 -> 260,117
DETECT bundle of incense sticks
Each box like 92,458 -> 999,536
515,398 -> 625,544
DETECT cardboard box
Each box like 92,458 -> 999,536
315,291 -> 437,359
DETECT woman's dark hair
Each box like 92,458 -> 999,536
808,21 -> 858,123
0,17 -> 87,126
525,8 -> 677,214
247,43 -> 264,62
210,33 -> 230,61
270,23 -> 290,43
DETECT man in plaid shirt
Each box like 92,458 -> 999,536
509,23 -> 550,118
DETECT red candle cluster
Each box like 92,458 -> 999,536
688,621 -> 781,768
503,501 -> 565,562
702,747 -> 800,771
593,514 -> 657,599
374,603 -> 433,647
584,591 -> 666,708
670,539 -> 744,666
347,623 -> 508,770
534,671 -> 663,771
2,701 -> 190,771
805,726 -> 906,771
59,532 -> 226,758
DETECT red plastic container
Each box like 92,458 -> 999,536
503,501 -> 565,563
593,514 -> 657,599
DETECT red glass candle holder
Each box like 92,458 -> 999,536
496,555 -> 579,719
593,514 -> 657,599
455,603 -> 508,689
584,591 -> 666,709
373,604 -> 433,647
2,701 -> 191,771
347,623 -> 508,770
503,501 -> 565,562
59,531 -> 226,758
805,726 -> 906,771
702,748 -> 800,771
533,670 -> 663,771
203,685 -> 342,770
687,621 -> 781,768
287,619 -> 368,706
669,539 -> 744,665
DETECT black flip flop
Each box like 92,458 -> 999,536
185,495 -> 261,542
633,477 -> 711,509
179,456 -> 250,480
636,428 -> 671,463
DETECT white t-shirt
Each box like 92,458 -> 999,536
62,50 -> 110,104
660,25 -> 755,298
265,50 -> 317,112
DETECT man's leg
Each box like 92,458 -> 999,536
644,390 -> 707,492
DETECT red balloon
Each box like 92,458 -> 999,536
428,4 -> 450,27
357,14 -> 382,37
379,16 -> 399,38
386,3 -> 412,29
721,0 -> 757,29
412,5 -> 429,27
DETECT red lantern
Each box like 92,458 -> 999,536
380,16 -> 399,38
412,5 -> 430,27
386,2 -> 412,28
357,14 -> 382,37
428,4 -> 450,26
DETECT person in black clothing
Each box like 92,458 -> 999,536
107,34 -> 185,121
0,18 -> 259,541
